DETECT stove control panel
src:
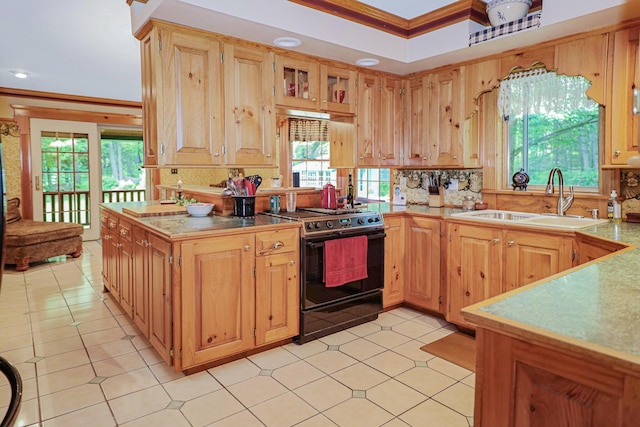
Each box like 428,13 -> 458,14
302,212 -> 383,235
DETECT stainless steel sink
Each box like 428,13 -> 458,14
450,210 -> 609,229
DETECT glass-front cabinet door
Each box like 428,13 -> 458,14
320,65 -> 357,114
275,55 -> 319,110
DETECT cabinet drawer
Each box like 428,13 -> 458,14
256,228 -> 299,256
118,219 -> 133,243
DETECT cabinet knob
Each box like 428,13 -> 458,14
244,245 -> 251,251
271,241 -> 284,250
214,152 -> 220,157
311,97 -> 317,102
266,153 -> 272,158
491,238 -> 500,244
507,241 -> 515,247
465,291 -> 471,296
120,229 -> 127,236
423,157 -> 428,161
289,260 -> 296,265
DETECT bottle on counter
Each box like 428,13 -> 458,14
347,173 -> 354,208
607,190 -> 617,221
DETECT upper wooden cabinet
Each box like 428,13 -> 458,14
274,55 -> 320,110
138,22 -> 276,168
404,75 -> 429,167
223,44 -> 276,166
606,26 -> 639,166
320,65 -> 357,114
329,119 -> 356,168
356,73 -> 403,167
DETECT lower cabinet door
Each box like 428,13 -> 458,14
180,235 -> 255,368
148,234 -> 173,365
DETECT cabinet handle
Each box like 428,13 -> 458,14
120,229 -> 127,236
146,240 -> 152,247
266,153 -> 272,158
491,238 -> 500,244
244,245 -> 251,251
614,150 -> 621,157
507,240 -> 515,247
423,157 -> 428,161
311,97 -> 317,101
35,176 -> 40,191
214,152 -> 220,157
289,260 -> 296,265
271,241 -> 284,250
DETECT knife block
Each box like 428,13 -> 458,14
428,188 -> 444,208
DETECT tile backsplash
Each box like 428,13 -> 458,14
621,170 -> 640,217
393,169 -> 483,206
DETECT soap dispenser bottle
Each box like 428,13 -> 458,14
607,190 -> 618,221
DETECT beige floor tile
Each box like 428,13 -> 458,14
29,306 -> 71,322
32,324 -> 80,345
395,367 -> 457,397
76,316 -> 121,335
108,384 -> 171,425
281,340 -> 327,359
432,382 -> 475,417
119,408 -> 191,427
208,358 -> 261,387
207,409 -> 264,427
120,409 -> 191,427
34,335 -> 85,357
227,375 -> 288,407
0,346 -> 35,366
251,391 -> 318,427
35,348 -> 91,376
86,338 -> 137,362
363,350 -> 414,377
21,377 -> 39,402
364,330 -> 411,349
12,396 -> 41,426
0,322 -> 32,339
415,329 -> 450,345
100,366 -> 159,400
247,346 -> 300,370
392,319 -> 437,339
411,315 -> 450,330
92,352 -> 148,377
387,307 -> 423,320
38,364 -> 97,396
149,361 -> 185,383
367,379 -> 427,416
399,399 -> 469,427
305,350 -> 357,375
138,347 -> 164,366
80,327 -> 126,348
339,338 -> 386,361
381,418 -> 411,426
42,402 -> 115,427
372,312 -> 406,327
271,360 -> 325,390
0,333 -> 32,353
64,292 -> 103,307
318,330 -> 358,346
0,312 -> 31,328
295,413 -> 339,426
391,340 -> 435,362
461,372 -> 476,388
162,370 -> 222,401
180,388 -> 244,426
331,362 -> 389,391
39,383 -> 106,420
324,397 -> 394,427
427,357 -> 473,381
294,377 -> 352,412
346,321 -> 382,337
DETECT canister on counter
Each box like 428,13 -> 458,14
270,195 -> 281,214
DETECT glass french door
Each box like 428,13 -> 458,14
30,119 -> 100,240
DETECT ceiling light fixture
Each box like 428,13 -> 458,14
356,58 -> 380,67
274,37 -> 301,48
10,70 -> 29,79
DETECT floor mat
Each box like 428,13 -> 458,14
420,332 -> 475,371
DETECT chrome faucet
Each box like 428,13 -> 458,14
545,168 -> 574,215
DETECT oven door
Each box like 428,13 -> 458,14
301,229 -> 385,310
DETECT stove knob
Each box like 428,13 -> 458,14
326,221 -> 334,229
314,222 -> 320,229
306,223 -> 313,230
374,216 -> 380,222
357,218 -> 364,225
368,217 -> 375,223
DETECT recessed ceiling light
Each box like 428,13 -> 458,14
10,70 -> 29,79
274,37 -> 302,48
356,58 -> 380,67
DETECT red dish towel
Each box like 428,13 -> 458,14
323,235 -> 368,287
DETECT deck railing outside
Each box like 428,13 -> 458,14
42,189 -> 146,225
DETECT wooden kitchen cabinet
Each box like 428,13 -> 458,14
383,216 -> 405,308
100,211 -> 115,293
140,24 -> 224,167
320,64 -> 357,114
106,215 -> 121,302
329,119 -> 356,168
180,234 -> 255,368
117,219 -> 134,318
274,55 -> 320,110
404,75 -> 429,167
447,223 -> 503,327
224,44 -> 276,166
576,233 -> 627,264
132,226 -> 150,335
474,328 -> 640,427
356,73 -> 403,167
503,229 -> 574,292
428,68 -> 463,167
448,223 -> 574,328
404,217 -> 441,312
255,228 -> 300,346
606,26 -> 639,166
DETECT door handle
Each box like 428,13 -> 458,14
35,176 -> 41,191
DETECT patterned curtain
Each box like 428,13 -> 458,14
288,118 -> 330,141
498,68 -> 594,118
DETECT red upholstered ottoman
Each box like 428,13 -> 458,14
4,219 -> 84,271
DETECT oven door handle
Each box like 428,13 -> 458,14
305,230 -> 386,249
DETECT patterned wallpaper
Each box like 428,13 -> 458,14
621,170 -> 640,217
1,133 -> 22,201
